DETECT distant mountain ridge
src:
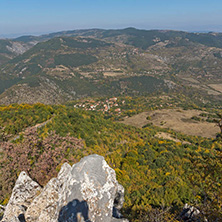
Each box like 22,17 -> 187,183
11,27 -> 222,49
0,28 -> 222,104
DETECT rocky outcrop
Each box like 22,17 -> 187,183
6,42 -> 32,55
180,203 -> 207,222
2,155 -> 128,222
2,172 -> 42,222
25,178 -> 59,222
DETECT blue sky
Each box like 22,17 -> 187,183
0,0 -> 222,37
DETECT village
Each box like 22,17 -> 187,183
72,95 -> 177,122
73,97 -> 125,115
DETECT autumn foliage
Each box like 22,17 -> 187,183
0,103 -> 221,221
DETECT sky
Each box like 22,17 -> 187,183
0,0 -> 222,37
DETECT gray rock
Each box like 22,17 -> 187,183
25,178 -> 59,222
55,154 -> 124,222
180,203 -> 206,222
2,171 -> 42,222
2,155 -> 127,222
111,219 -> 129,222
6,216 -> 20,222
113,183 -> 125,218
6,42 -> 31,55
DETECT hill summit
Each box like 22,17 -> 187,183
2,155 -> 128,222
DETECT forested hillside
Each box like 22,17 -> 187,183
1,28 -> 222,104
0,28 -> 222,221
0,102 -> 221,221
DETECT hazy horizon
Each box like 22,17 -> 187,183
0,26 -> 220,39
1,0 -> 222,38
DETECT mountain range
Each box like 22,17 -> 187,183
0,28 -> 222,104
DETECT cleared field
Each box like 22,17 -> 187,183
182,77 -> 200,83
120,108 -> 219,138
103,71 -> 125,77
208,84 -> 222,93
190,84 -> 221,95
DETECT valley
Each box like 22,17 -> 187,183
0,28 -> 222,105
0,28 -> 222,221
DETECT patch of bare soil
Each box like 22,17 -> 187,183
120,109 -> 219,138
155,132 -> 190,144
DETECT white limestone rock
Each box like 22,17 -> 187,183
2,155 -> 127,222
7,216 -> 20,222
56,154 -> 123,222
25,178 -> 59,222
2,171 -> 42,222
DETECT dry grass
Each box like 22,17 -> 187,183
120,108 -> 219,138
208,84 -> 222,93
182,77 -> 200,83
103,71 -> 125,77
